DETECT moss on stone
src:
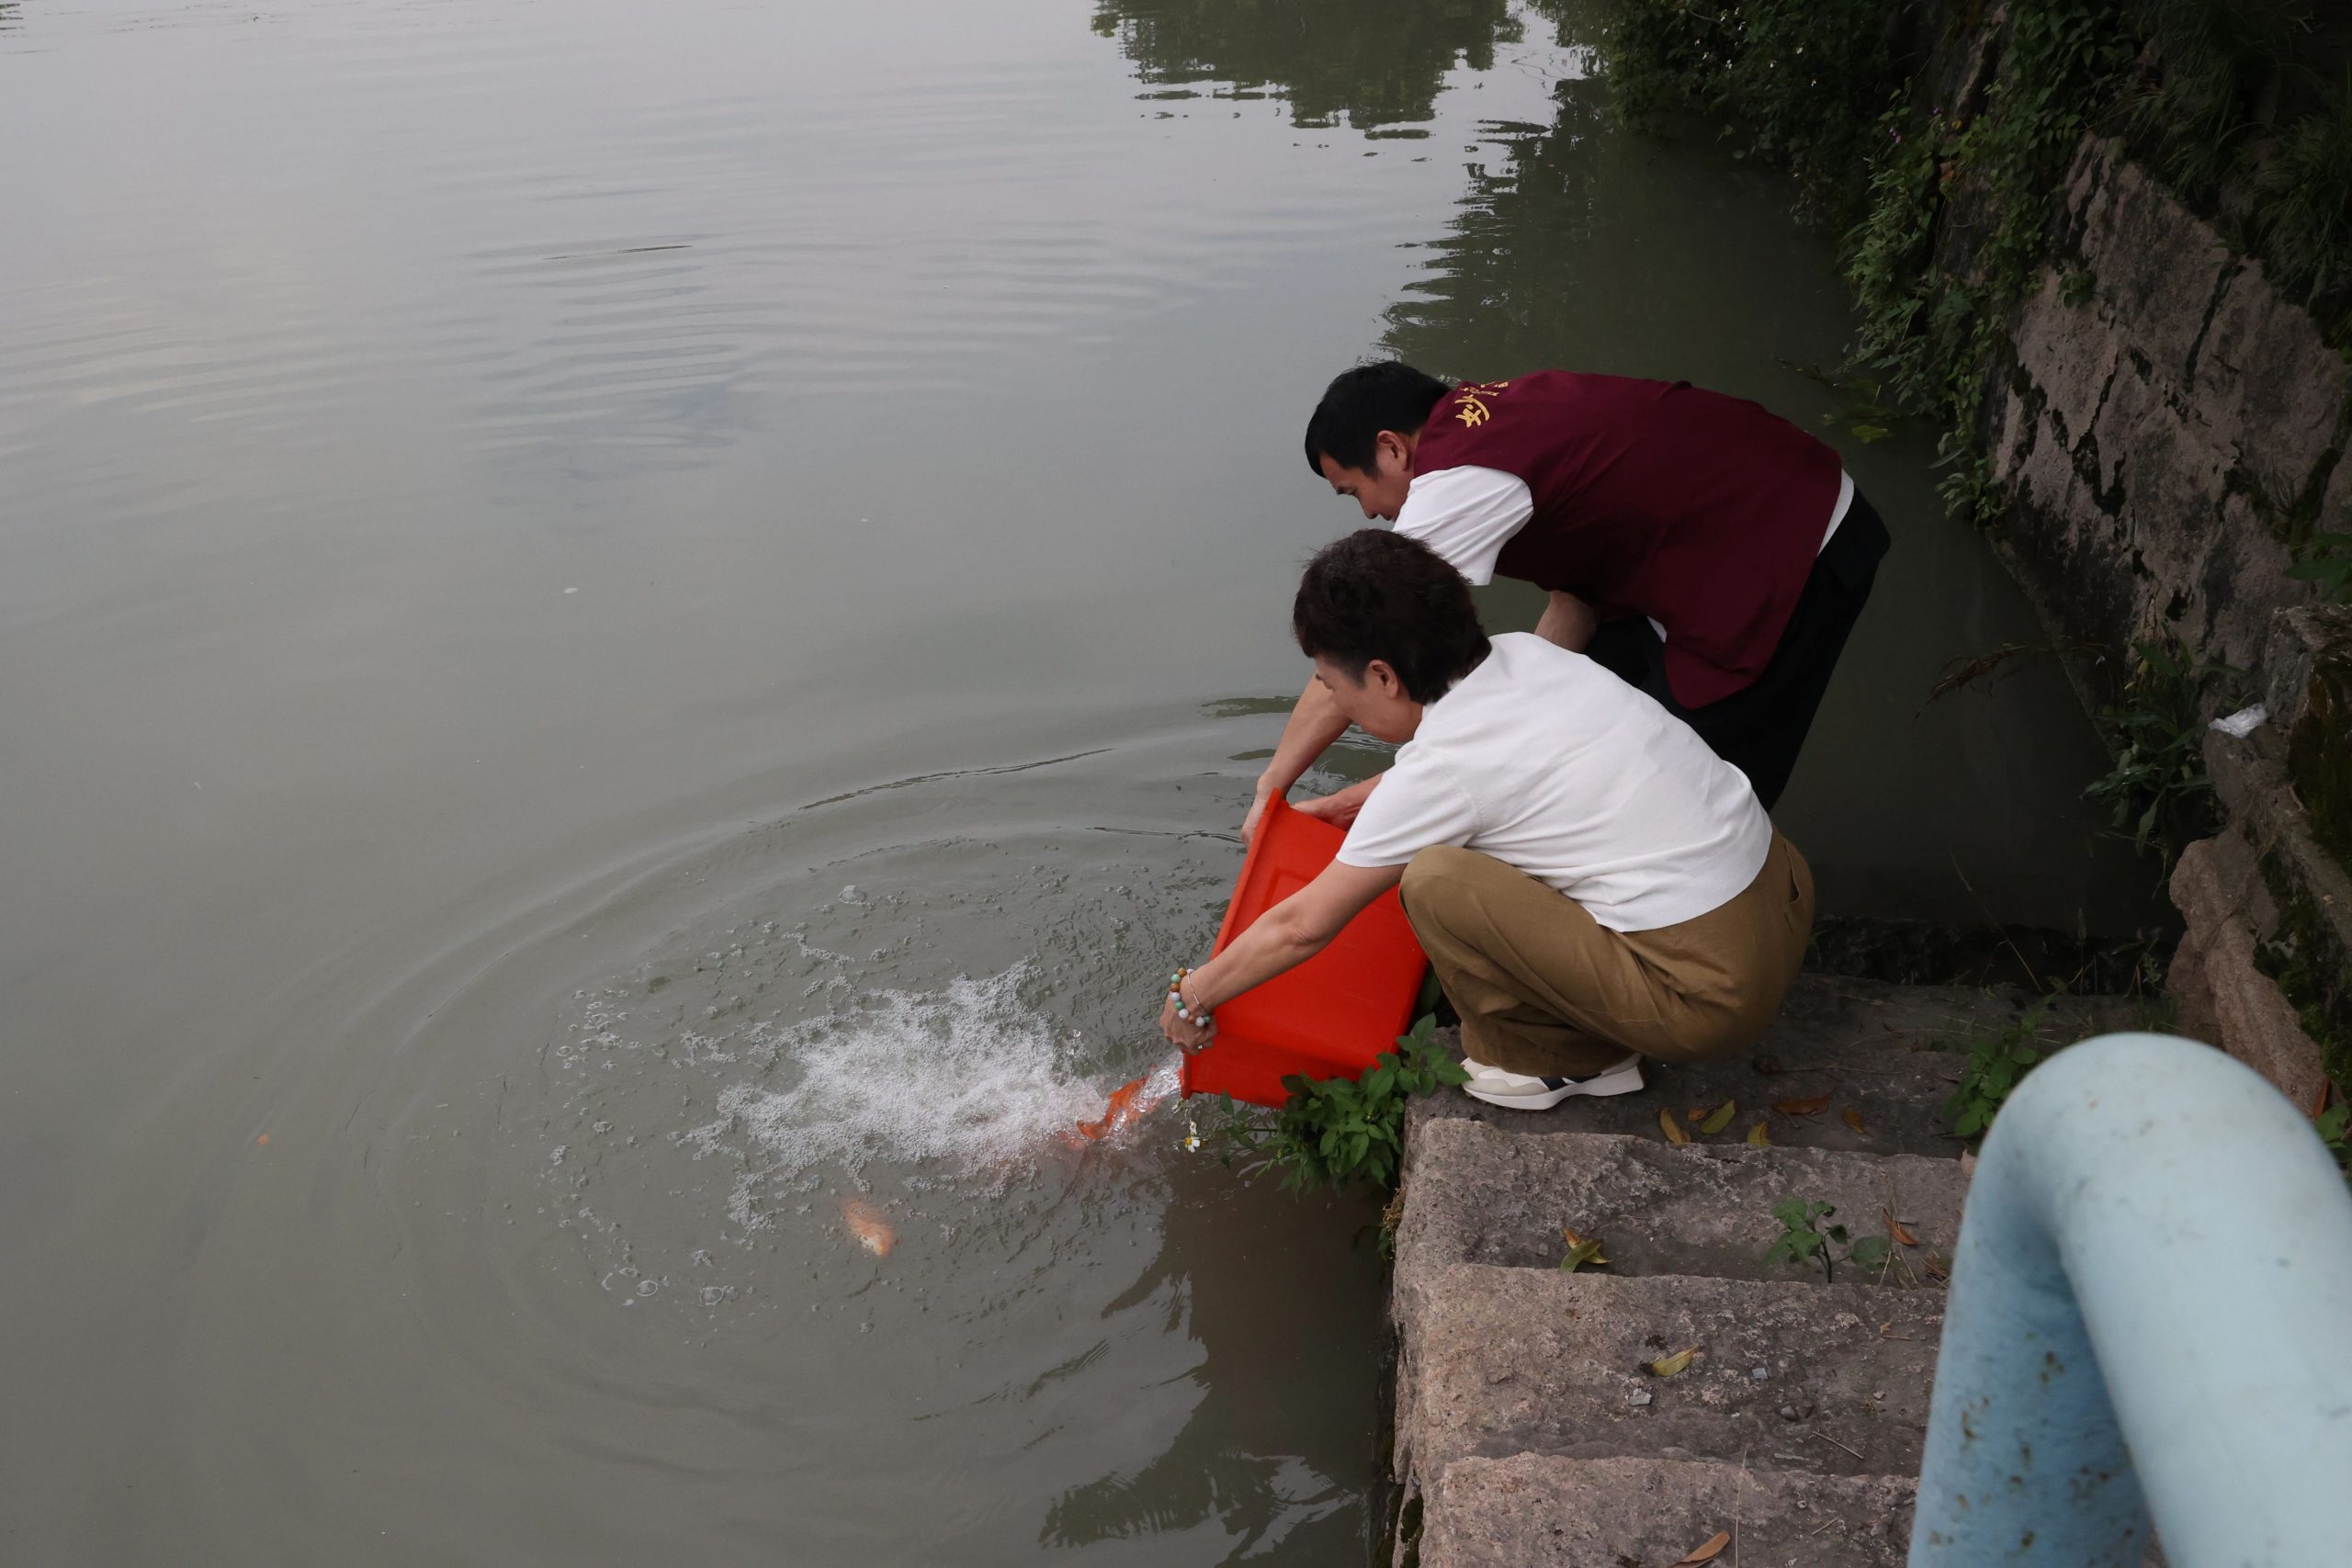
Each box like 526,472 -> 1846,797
2287,634 -> 2352,874
2255,852 -> 2352,1093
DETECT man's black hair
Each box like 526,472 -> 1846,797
1302,362 -> 1452,476
1293,530 -> 1490,705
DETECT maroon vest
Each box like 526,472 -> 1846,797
1412,371 -> 1841,708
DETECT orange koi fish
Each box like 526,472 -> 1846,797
1076,1074 -> 1174,1142
842,1197 -> 896,1258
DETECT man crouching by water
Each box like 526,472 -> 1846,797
1159,529 -> 1814,1109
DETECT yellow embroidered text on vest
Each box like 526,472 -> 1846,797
1452,380 -> 1511,427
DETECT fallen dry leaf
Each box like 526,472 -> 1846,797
1698,1099 -> 1737,1135
2315,1079 -> 2335,1118
1675,1529 -> 1732,1563
1884,1210 -> 1919,1247
1772,1092 -> 1831,1116
1747,1121 -> 1771,1147
1660,1108 -> 1690,1145
1842,1106 -> 1868,1134
1560,1227 -> 1611,1271
1647,1347 -> 1698,1377
1923,1252 -> 1951,1282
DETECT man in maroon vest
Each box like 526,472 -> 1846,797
1244,363 -> 1887,834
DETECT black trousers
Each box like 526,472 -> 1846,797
1585,491 -> 1890,811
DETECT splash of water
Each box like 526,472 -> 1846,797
686,964 -> 1132,1211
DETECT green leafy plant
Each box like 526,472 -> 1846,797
2083,636 -> 2231,857
1940,1000 -> 2055,1141
2318,1101 -> 2351,1172
1195,1013 -> 1468,1193
1763,1196 -> 1891,1283
2254,855 -> 2352,1091
2257,77 -> 2352,333
2313,1094 -> 2352,1201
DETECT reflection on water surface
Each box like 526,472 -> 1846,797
0,0 -> 2141,1562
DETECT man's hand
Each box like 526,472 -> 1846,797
1242,780 -> 1283,840
1534,589 -> 1598,652
1293,775 -> 1381,830
1242,676 -> 1351,838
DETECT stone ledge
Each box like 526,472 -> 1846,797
1415,1453 -> 1913,1568
1396,1123 -> 1968,1282
1408,974 -> 2139,1159
1392,1266 -> 1942,1485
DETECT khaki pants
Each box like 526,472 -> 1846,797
1398,834 -> 1815,1078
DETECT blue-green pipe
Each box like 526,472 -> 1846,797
1910,1032 -> 2352,1566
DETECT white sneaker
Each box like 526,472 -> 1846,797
1460,1052 -> 1645,1111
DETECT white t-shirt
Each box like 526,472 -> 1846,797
1335,633 -> 1773,932
1395,466 -> 1858,642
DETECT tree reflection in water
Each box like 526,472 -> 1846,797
1090,0 -> 1514,131
1379,46 -> 1848,395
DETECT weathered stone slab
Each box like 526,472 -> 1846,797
2266,606 -> 2344,732
1393,1265 -> 1942,1483
1417,1453 -> 1913,1568
2067,152 -> 2231,387
2190,253 -> 2348,504
1397,1124 -> 1968,1283
1990,138 -> 2336,688
2167,711 -> 2352,1105
2167,833 -> 2326,1108
1411,974 -> 2134,1158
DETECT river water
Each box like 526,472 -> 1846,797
1,1 -> 2143,1562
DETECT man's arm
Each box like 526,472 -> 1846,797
1533,589 -> 1597,652
1160,859 -> 1404,1046
1244,674 -> 1351,836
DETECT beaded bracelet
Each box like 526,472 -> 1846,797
1168,966 -> 1215,1028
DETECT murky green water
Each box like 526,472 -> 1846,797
1,0 -> 2142,1562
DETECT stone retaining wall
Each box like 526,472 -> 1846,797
1987,139 -> 2346,693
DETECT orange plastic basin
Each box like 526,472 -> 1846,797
1180,796 -> 1430,1109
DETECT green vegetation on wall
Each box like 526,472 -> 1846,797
2120,0 -> 2352,327
2083,636 -> 2231,860
1604,0 -> 2352,874
2288,632 -> 2352,867
2256,852 -> 2352,1089
1602,0 -> 2352,537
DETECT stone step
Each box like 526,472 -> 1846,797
1413,1453 -> 1913,1568
1411,975 -> 2143,1157
1398,1122 -> 1968,1284
1393,1265 -> 1941,1485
